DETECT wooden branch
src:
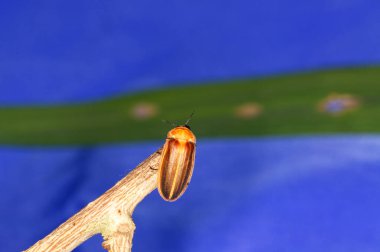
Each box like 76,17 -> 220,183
24,147 -> 163,252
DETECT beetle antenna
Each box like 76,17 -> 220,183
184,111 -> 195,126
162,119 -> 177,127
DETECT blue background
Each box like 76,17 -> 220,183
0,1 -> 379,104
2,137 -> 380,251
0,1 -> 380,251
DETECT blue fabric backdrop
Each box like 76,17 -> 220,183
0,0 -> 379,104
2,137 -> 380,251
0,1 -> 380,251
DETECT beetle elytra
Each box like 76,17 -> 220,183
158,120 -> 196,202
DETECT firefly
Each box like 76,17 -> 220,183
158,116 -> 196,201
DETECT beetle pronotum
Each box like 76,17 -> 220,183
157,116 -> 196,201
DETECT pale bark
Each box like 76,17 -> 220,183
24,148 -> 162,252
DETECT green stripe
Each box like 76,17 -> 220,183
1,67 -> 380,145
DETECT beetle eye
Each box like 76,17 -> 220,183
184,125 -> 191,130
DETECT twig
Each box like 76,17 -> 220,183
24,147 -> 163,252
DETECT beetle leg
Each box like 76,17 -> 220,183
150,165 -> 158,171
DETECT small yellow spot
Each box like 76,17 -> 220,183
234,102 -> 263,119
130,102 -> 159,120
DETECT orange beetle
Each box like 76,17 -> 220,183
158,118 -> 196,201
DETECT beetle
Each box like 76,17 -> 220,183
157,116 -> 196,201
